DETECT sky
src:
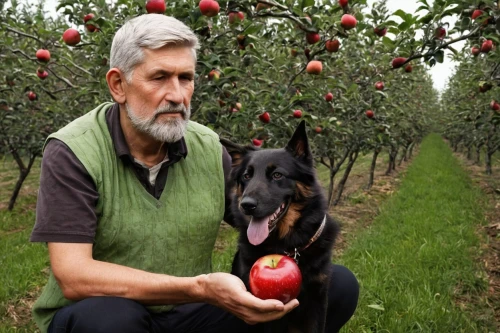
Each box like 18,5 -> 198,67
29,0 -> 461,92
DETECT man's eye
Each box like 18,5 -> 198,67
272,172 -> 283,180
154,76 -> 164,80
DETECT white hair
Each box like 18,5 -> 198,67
110,14 -> 200,82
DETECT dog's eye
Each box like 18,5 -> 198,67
272,172 -> 283,180
243,172 -> 252,180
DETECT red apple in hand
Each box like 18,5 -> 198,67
249,254 -> 302,304
36,49 -> 50,62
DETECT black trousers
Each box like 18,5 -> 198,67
48,264 -> 359,333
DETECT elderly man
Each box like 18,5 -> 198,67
30,14 -> 358,333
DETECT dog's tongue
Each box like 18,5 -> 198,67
247,216 -> 270,246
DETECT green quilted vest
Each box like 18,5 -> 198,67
32,102 -> 225,332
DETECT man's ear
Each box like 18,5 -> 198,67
220,138 -> 256,168
106,68 -> 127,104
285,120 -> 313,165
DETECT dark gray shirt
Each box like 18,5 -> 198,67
30,103 -> 232,243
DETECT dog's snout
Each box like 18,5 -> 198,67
240,197 -> 258,213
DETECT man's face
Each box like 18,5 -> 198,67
123,46 -> 195,143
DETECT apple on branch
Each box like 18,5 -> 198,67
36,49 -> 50,62
325,39 -> 340,52
62,28 -> 81,46
293,110 -> 302,118
341,14 -> 357,30
199,0 -> 220,17
259,111 -> 271,124
325,92 -> 333,102
249,254 -> 302,304
306,60 -> 322,75
375,81 -> 384,90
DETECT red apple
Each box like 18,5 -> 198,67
366,110 -> 374,118
252,138 -> 263,147
315,126 -> 322,133
479,82 -> 492,93
35,49 -> 50,62
293,110 -> 302,118
481,40 -> 493,53
341,14 -> 357,30
236,102 -> 242,110
391,57 -> 407,68
62,28 -> 81,46
306,60 -> 322,75
306,32 -> 320,44
471,9 -> 483,20
304,48 -> 311,59
338,0 -> 348,7
374,26 -> 387,37
325,39 -> 340,52
471,47 -> 480,57
83,13 -> 97,32
27,91 -> 36,101
37,70 -> 49,80
83,13 -> 94,23
228,11 -> 244,24
404,64 -> 413,73
259,111 -> 271,123
145,0 -> 166,14
256,3 -> 271,11
290,49 -> 298,57
249,254 -> 302,304
375,81 -> 384,90
325,92 -> 333,102
208,69 -> 220,81
199,0 -> 220,17
435,27 -> 446,40
490,100 -> 500,111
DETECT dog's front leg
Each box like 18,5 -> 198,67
292,277 -> 329,333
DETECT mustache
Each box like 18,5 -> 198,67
154,104 -> 188,116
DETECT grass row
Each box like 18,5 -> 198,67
337,134 -> 494,332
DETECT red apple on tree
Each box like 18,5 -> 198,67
36,49 -> 50,62
306,60 -> 322,75
341,14 -> 357,30
37,68 -> 49,80
306,32 -> 320,44
338,0 -> 348,8
145,0 -> 166,13
325,39 -> 340,52
435,27 -> 446,40
471,9 -> 483,20
249,254 -> 302,304
83,13 -> 98,32
252,139 -> 263,147
293,110 -> 302,118
228,11 -> 244,24
375,81 -> 384,90
391,57 -> 407,69
27,91 -> 37,101
374,26 -> 387,37
62,28 -> 81,46
471,46 -> 480,57
366,110 -> 374,118
315,126 -> 322,133
490,100 -> 500,111
259,111 -> 271,124
325,92 -> 333,102
199,0 -> 220,17
480,40 -> 493,53
404,64 -> 413,73
208,69 -> 220,81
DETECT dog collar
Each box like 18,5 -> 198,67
285,214 -> 327,264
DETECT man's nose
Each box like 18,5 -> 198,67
164,77 -> 184,105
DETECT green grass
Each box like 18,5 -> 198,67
338,134 -> 495,332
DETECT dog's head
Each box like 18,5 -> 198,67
221,121 -> 317,246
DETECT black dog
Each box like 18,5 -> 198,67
221,121 -> 339,333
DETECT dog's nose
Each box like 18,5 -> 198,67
240,197 -> 258,213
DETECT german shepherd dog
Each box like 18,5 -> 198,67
221,121 -> 339,333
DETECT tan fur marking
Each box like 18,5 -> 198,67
236,184 -> 243,198
278,202 -> 304,239
231,153 -> 242,167
295,182 -> 312,200
315,273 -> 328,284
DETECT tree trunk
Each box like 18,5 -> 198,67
385,147 -> 397,175
408,142 -> 415,159
466,146 -> 472,160
485,152 -> 492,175
327,150 -> 349,207
398,146 -> 408,166
333,150 -> 359,206
8,150 -> 38,211
475,145 -> 482,165
366,148 -> 380,190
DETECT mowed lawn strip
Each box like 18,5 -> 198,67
338,134 -> 494,332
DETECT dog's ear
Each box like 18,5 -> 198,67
285,120 -> 313,165
220,138 -> 255,168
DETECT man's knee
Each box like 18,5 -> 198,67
326,264 -> 359,331
49,297 -> 151,333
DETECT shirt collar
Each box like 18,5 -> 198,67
105,103 -> 188,161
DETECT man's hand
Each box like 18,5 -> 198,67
199,272 -> 299,325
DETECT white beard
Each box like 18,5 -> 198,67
125,103 -> 191,143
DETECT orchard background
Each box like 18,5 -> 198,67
1,0 -> 499,332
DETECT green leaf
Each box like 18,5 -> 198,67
434,50 -> 444,63
301,0 -> 315,9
